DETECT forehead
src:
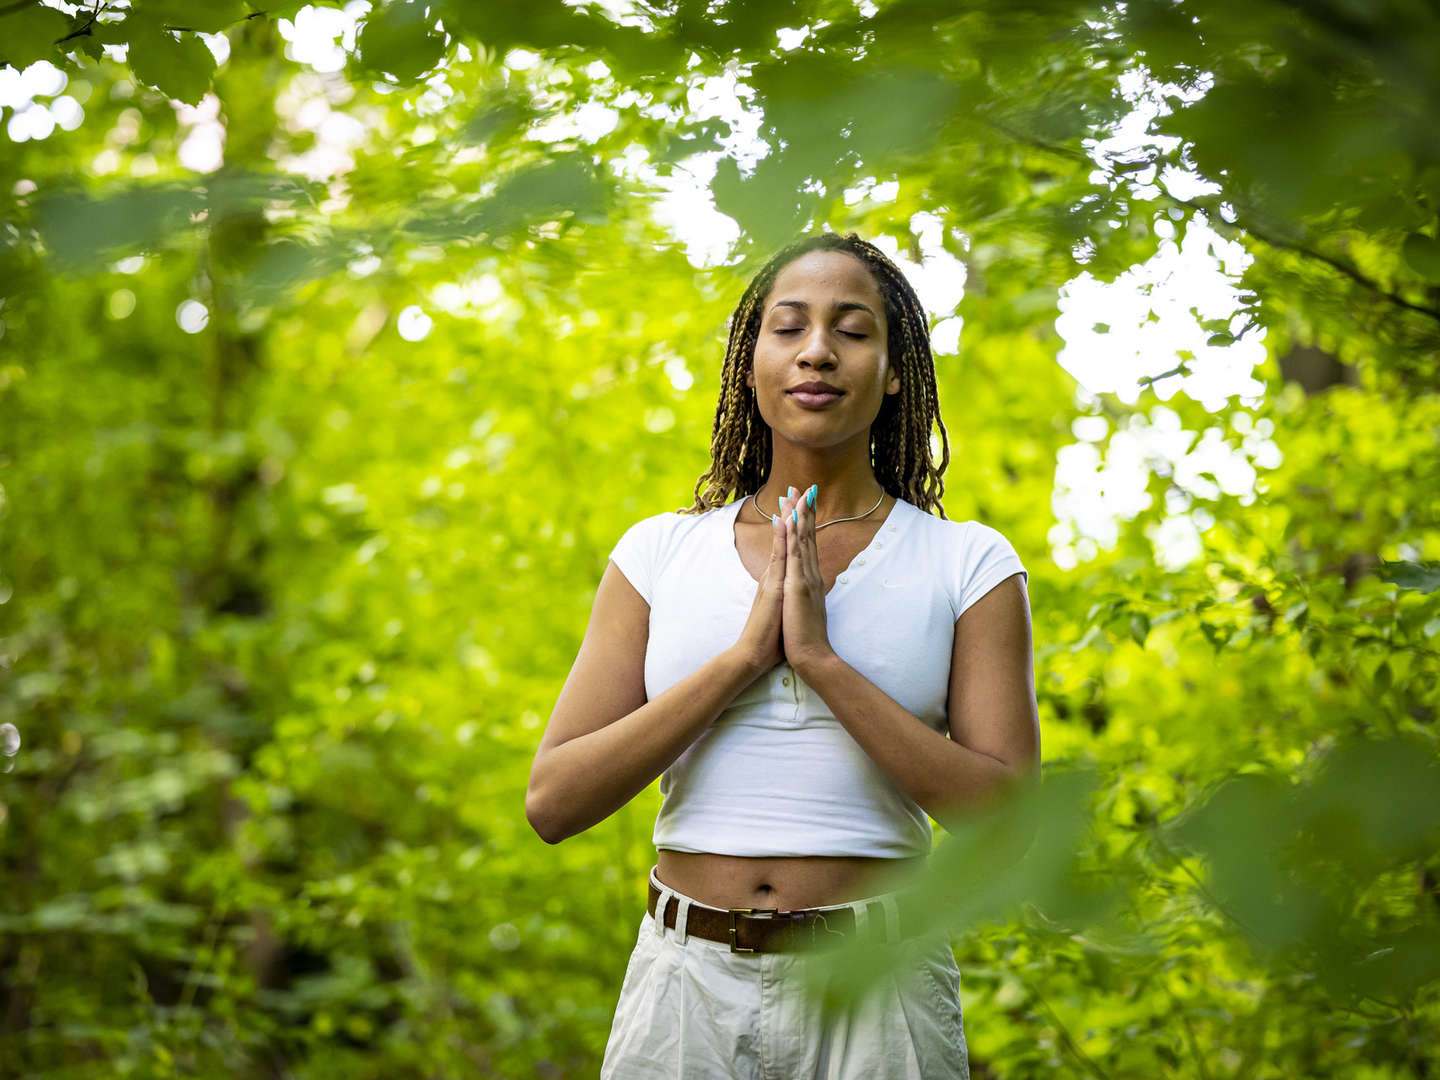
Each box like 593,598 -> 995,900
763,250 -> 885,314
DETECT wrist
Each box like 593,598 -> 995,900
725,645 -> 773,684
789,644 -> 840,683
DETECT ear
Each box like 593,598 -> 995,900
885,366 -> 901,395
745,367 -> 755,388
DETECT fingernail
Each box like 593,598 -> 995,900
787,486 -> 796,500
772,514 -> 779,526
807,485 -> 816,508
792,509 -> 798,524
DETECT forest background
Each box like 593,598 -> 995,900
2,0 -> 1439,1076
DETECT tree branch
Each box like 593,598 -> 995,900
1162,192 -> 1440,327
55,0 -> 105,44
981,115 -> 1440,328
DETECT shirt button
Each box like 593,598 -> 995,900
837,574 -> 849,584
888,524 -> 897,532
856,558 -> 866,566
875,540 -> 883,548
782,676 -> 790,687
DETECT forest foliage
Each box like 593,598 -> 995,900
2,0 -> 1439,1075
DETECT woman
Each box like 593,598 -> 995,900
526,232 -> 1040,1078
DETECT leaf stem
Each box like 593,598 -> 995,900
1017,973 -> 1114,1080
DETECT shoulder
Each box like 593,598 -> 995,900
614,503 -> 732,550
900,502 -> 1006,552
900,504 -> 1028,618
608,502 -> 736,602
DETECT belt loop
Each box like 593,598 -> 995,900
654,886 -> 674,938
674,897 -> 691,945
878,895 -> 900,944
853,900 -> 868,942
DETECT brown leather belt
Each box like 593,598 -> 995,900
647,878 -> 923,954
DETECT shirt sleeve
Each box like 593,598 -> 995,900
956,522 -> 1028,619
607,514 -> 665,605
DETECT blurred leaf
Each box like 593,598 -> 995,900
802,769 -> 1116,1008
1378,560 -> 1440,593
32,183 -> 206,267
1402,232 -> 1440,283
1129,613 -> 1150,647
457,98 -> 535,147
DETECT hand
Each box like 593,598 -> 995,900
732,495 -> 788,675
783,484 -> 834,673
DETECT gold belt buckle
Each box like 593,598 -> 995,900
727,907 -> 778,953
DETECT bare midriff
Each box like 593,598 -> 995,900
655,851 -> 927,911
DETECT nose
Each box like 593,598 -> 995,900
796,326 -> 837,369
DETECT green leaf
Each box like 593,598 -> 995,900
125,16 -> 217,105
1378,560 -> 1440,593
1206,332 -> 1234,347
457,99 -> 533,148
1401,232 -> 1440,283
356,0 -> 446,83
33,183 -> 206,268
1129,612 -> 1150,647
404,153 -> 606,243
0,4 -> 71,69
1199,622 -> 1227,653
131,0 -> 246,34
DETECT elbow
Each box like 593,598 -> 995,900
524,785 -> 572,845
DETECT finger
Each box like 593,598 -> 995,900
786,495 -> 800,566
769,506 -> 787,582
800,487 -> 821,584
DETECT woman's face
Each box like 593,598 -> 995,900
746,249 -> 900,452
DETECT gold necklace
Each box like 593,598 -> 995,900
749,488 -> 886,530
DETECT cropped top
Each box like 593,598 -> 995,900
607,497 -> 1028,859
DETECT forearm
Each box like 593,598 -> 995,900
526,647 -> 763,843
793,650 -> 1028,827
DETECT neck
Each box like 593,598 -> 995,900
756,435 -> 887,519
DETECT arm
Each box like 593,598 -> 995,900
793,576 -> 1039,828
783,491 -> 1040,830
525,512 -> 790,844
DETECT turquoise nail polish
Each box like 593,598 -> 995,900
772,514 -> 779,525
787,486 -> 796,500
792,509 -> 798,524
806,485 -> 816,508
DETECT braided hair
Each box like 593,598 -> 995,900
686,232 -> 950,516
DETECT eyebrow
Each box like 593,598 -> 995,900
770,299 -> 879,318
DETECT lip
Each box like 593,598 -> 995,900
786,381 -> 845,409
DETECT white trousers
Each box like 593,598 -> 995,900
601,871 -> 970,1080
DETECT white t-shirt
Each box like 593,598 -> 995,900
608,496 -> 1028,859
